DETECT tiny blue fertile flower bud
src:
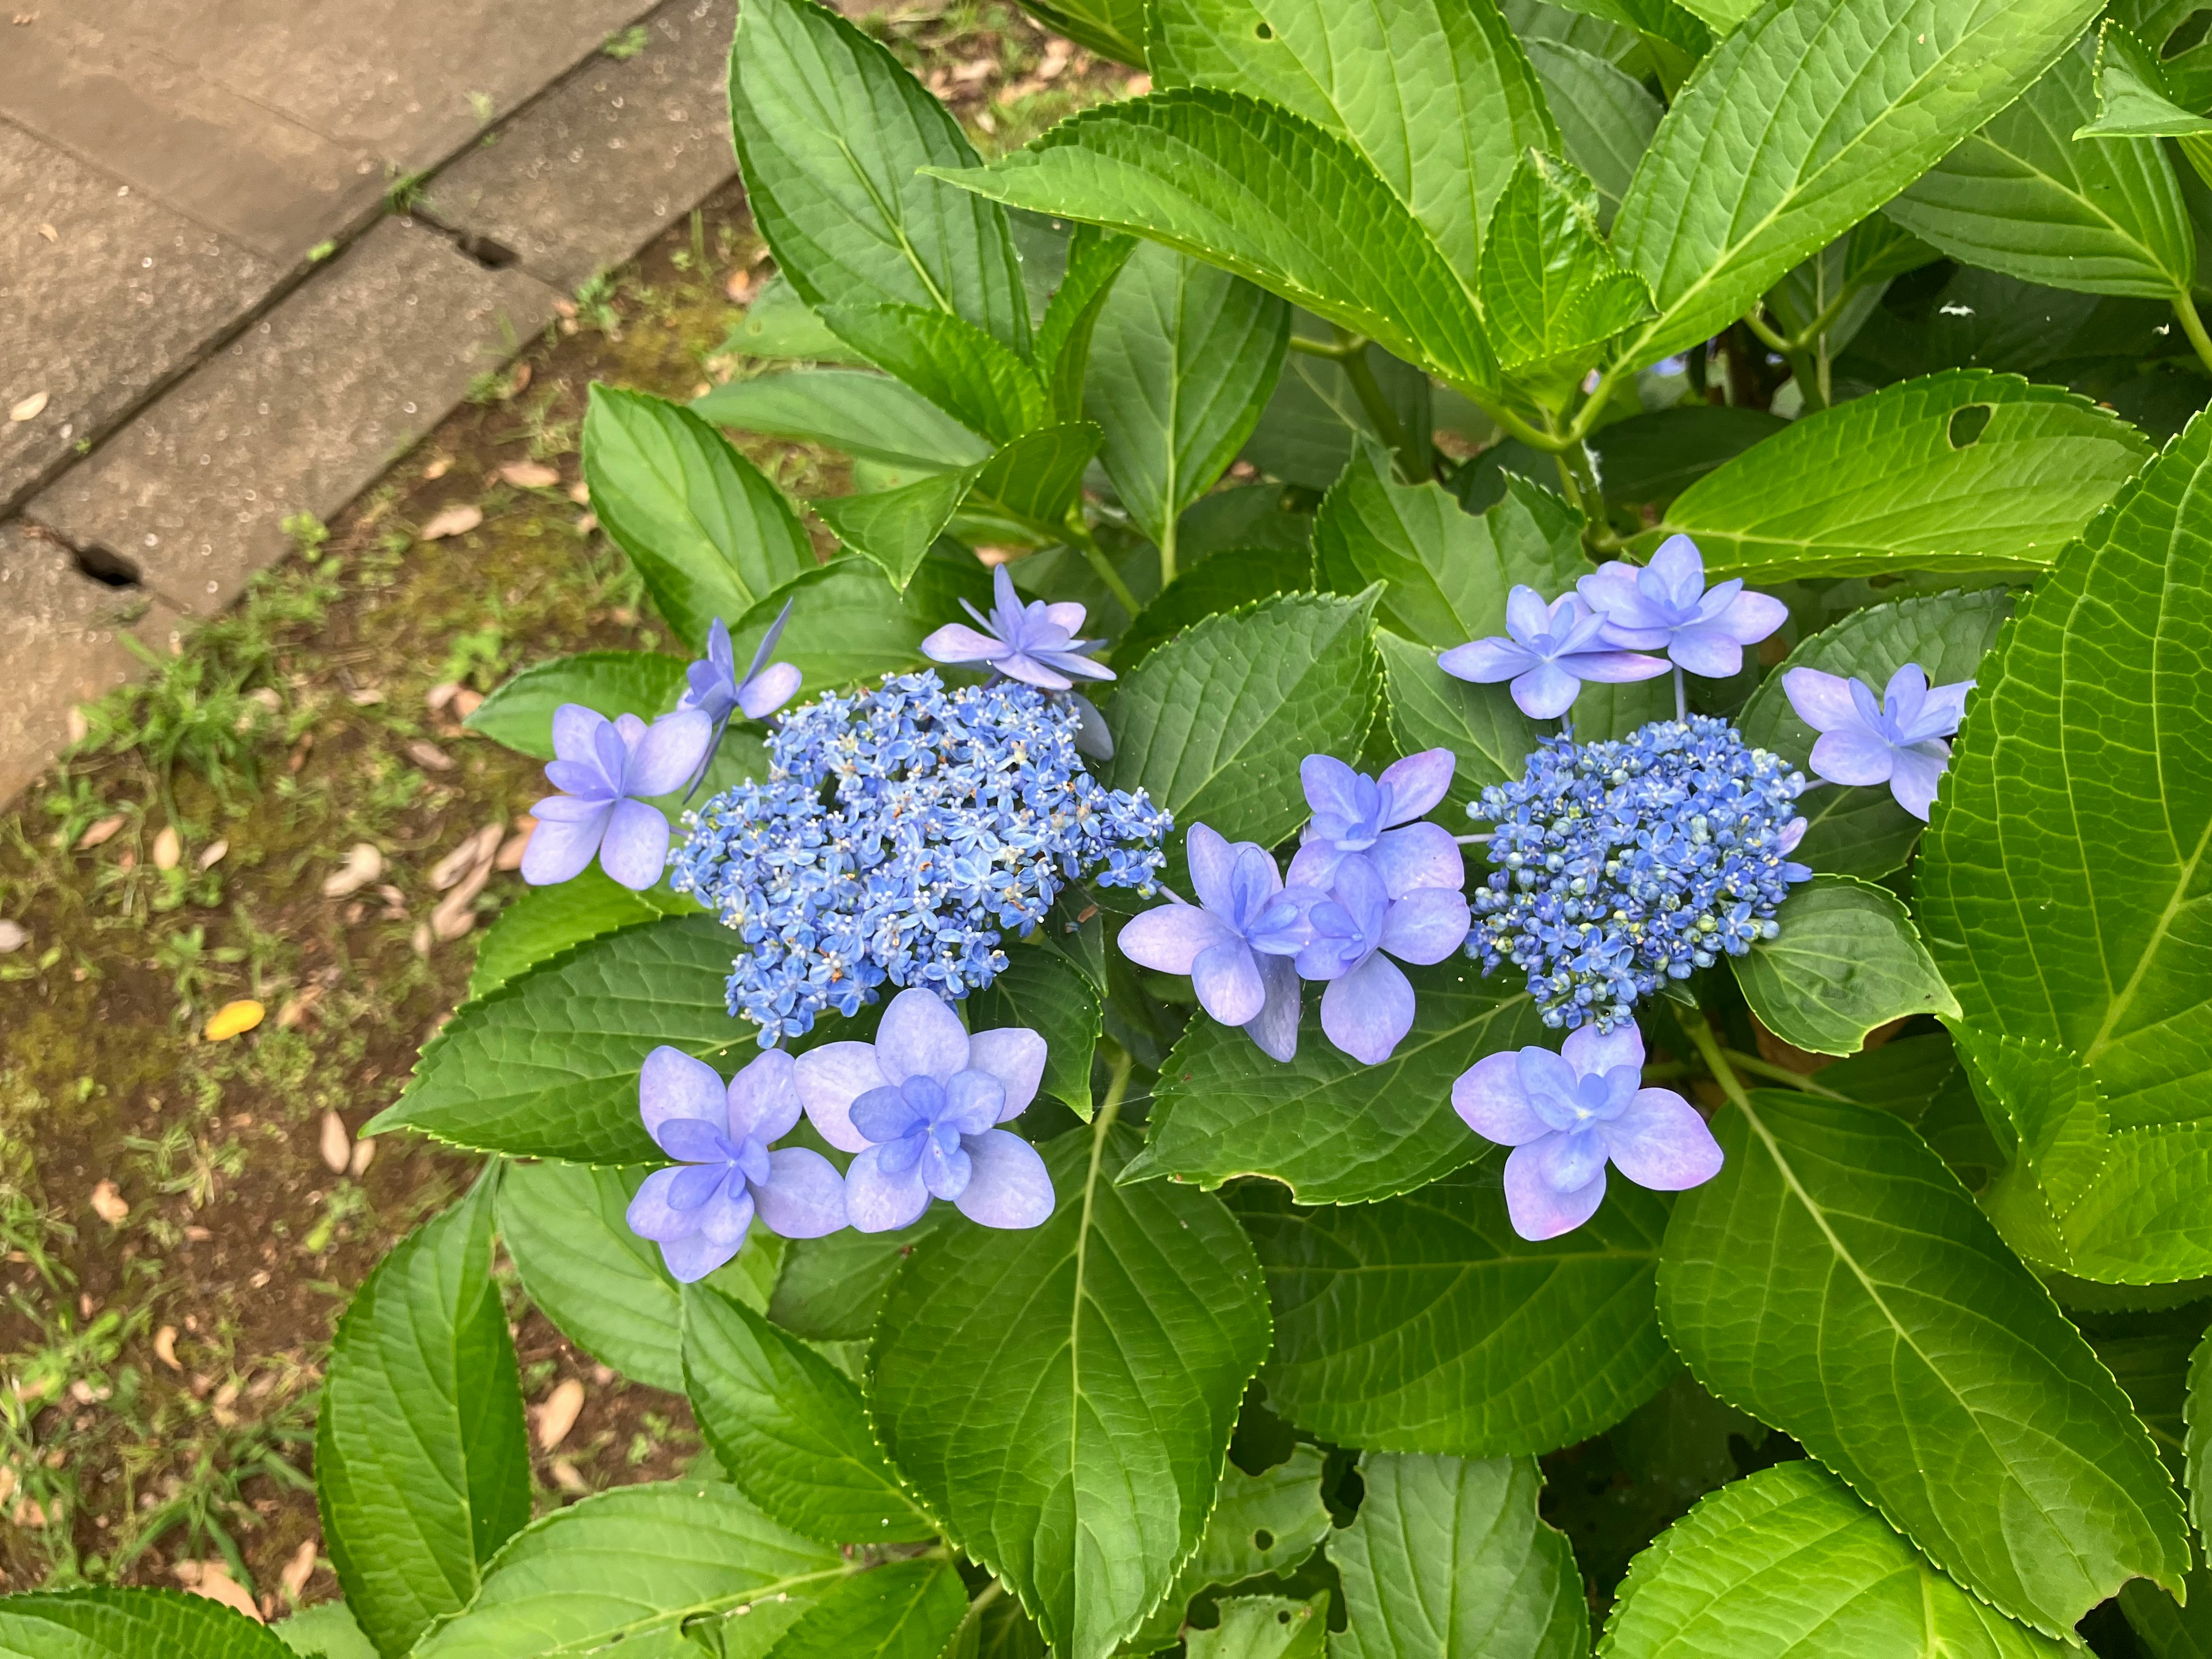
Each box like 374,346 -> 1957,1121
1783,662 -> 1972,821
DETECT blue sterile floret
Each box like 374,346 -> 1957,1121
1467,715 -> 1810,1032
669,670 -> 1169,1044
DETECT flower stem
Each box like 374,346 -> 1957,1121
1334,328 -> 1423,479
1673,666 -> 1686,723
1721,1047 -> 1850,1100
1094,1041 -> 1135,1132
948,1576 -> 1005,1648
1676,1003 -> 1753,1115
2176,289 -> 2212,378
1065,521 -> 1142,618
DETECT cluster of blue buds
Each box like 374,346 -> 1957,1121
669,669 -> 1168,1044
1467,715 -> 1810,1032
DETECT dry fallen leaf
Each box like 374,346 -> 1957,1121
154,1325 -> 181,1370
350,1137 -> 377,1177
496,819 -> 536,871
509,362 -> 533,396
536,1377 -> 587,1449
8,391 -> 48,423
183,1561 -> 262,1622
277,984 -> 324,1029
321,841 -> 384,898
77,814 -> 125,850
419,503 -> 483,541
197,838 -> 229,870
12,1499 -> 46,1529
412,921 -> 433,956
426,680 -> 461,714
347,686 -> 385,706
498,460 -> 560,489
575,512 -> 599,535
151,825 -> 182,870
319,1111 -> 351,1175
204,999 -> 265,1041
422,454 -> 453,480
567,480 -> 591,505
407,738 -> 456,772
281,1539 -> 319,1599
89,1180 -> 129,1224
549,1458 -> 589,1494
0,921 -> 26,955
36,221 -> 56,242
431,823 -> 503,889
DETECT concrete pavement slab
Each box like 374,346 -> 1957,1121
26,216 -> 561,622
1,121 -> 283,513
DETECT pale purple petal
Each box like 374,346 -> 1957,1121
1566,650 -> 1671,685
1320,952 -> 1416,1065
1537,1127 -> 1611,1192
627,708 -> 715,798
1517,1048 -> 1584,1130
737,661 -> 802,720
1883,662 -> 1930,728
1378,749 -> 1455,823
1666,626 -> 1747,679
551,703 -> 608,764
955,1130 -> 1054,1228
1285,840 -> 1343,891
1439,637 -> 1536,684
844,1145 -> 933,1233
1192,938 -> 1267,1027
1118,902 -> 1235,975
1577,563 -> 1664,636
544,759 -> 612,797
531,793 -> 612,823
1900,679 -> 1971,743
1888,743 -> 1950,821
1043,601 -> 1088,633
966,1027 -> 1047,1121
599,798 -> 672,889
1604,1090 -> 1724,1190
1783,667 -> 1859,733
875,987 -> 971,1085
1809,729 -> 1896,789
1452,1052 -> 1548,1145
1713,589 -> 1787,645
1562,1022 -> 1645,1077
520,806 -> 608,885
641,1046 -> 729,1144
661,1226 -> 746,1284
1647,533 -> 1705,596
626,1165 -> 695,1243
1505,585 -> 1552,639
994,652 -> 1075,691
696,1181 -> 759,1249
1244,953 -> 1302,1063
1380,887 -> 1470,965
1031,647 -> 1115,684
753,1147 -> 850,1238
725,1048 -> 801,1143
1503,1142 -> 1608,1241
1512,660 -> 1582,720
1300,754 -> 1365,821
941,1070 -> 1006,1136
922,623 -> 1006,665
793,1042 -> 887,1153
1186,823 -> 1240,915
1369,823 -> 1464,899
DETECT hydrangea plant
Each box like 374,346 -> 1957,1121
45,1 -> 2212,1657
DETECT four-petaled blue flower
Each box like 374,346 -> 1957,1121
1578,535 -> 1787,680
1782,662 -> 1971,822
1296,855 -> 1470,1065
1453,1021 -> 1722,1240
1438,587 -> 1669,721
1286,751 -> 1463,897
1118,824 -> 1315,1061
626,1047 -> 847,1281
923,564 -> 1116,692
681,602 -> 802,726
794,987 -> 1054,1233
524,704 -> 713,889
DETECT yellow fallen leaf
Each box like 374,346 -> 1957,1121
205,999 -> 265,1041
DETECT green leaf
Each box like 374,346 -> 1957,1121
722,553 -> 994,691
2025,1122 -> 2212,1285
1734,588 -> 2014,878
1729,877 -> 1961,1058
465,652 -> 688,759
1009,0 -> 1143,63
2081,18 -> 2212,137
728,0 -> 1028,352
966,948 -> 1101,1116
1887,25 -> 2192,300
1119,546 -> 1316,671
1376,631 -> 1541,811
1085,243 -> 1290,549
370,915 -> 743,1164
1127,962 -> 1548,1203
1317,442 -> 1588,652
1599,1461 -> 2071,1659
967,423 -> 1104,540
1245,322 -> 1436,491
1145,0 -> 1559,278
271,1601 -> 376,1659
812,469 -> 980,593
769,1217 -> 954,1343
2123,1570 -> 2212,1659
2190,1315 -> 2212,1529
0,1589 -> 293,1659
926,90 -> 1498,393
1185,1594 -> 1328,1659
1332,1453 -> 1589,1659
1038,228 -> 1138,422
724,272 -> 866,364
1584,407 -> 1787,515
1612,0 -> 2105,366
1637,369 -> 2150,584
763,1559 -> 970,1659
469,869 -> 699,1000
1657,1089 -> 2189,1637
1238,1162 -> 1676,1456
1478,153 -> 1653,383
694,369 -> 994,472
583,387 -> 815,649
498,1160 -> 781,1393
681,1282 -> 937,1545
316,1180 -> 531,1658
1522,39 -> 1662,229
867,1119 -> 1273,1659
1951,1030 -> 2109,1230
1919,405 -> 2212,1137
411,1482 -> 849,1659
820,305 -> 1047,444
1104,590 -> 1380,857
1122,1446 -> 1336,1654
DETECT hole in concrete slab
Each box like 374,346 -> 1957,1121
454,233 -> 520,270
72,543 -> 143,588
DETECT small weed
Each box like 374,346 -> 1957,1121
467,89 -> 495,124
601,23 -> 650,59
384,171 -> 431,216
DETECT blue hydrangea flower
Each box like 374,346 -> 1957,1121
681,603 -> 802,725
669,671 -> 1168,1043
626,1047 -> 847,1281
1577,535 -> 1787,681
1783,662 -> 1971,821
1453,1021 -> 1722,1240
524,704 -> 713,889
1286,750 -> 1463,898
1468,716 -> 1809,1032
1294,854 -> 1471,1065
923,564 -> 1115,692
794,988 -> 1053,1232
1118,824 -> 1316,1062
1438,587 -> 1668,721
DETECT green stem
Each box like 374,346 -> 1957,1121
1094,1043 -> 1135,1131
1157,511 -> 1178,590
2176,290 -> 2212,378
1287,331 -> 1368,362
1742,306 -> 1793,355
1066,521 -> 1141,617
1676,1004 -> 1754,1116
1721,1047 -> 1849,1100
947,1576 -> 1005,1653
1334,328 -> 1423,479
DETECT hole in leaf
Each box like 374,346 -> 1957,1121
1946,403 -> 1992,449
1278,1610 -> 1294,1625
72,542 -> 142,588
1251,1528 -> 1275,1551
1253,20 -> 1274,38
